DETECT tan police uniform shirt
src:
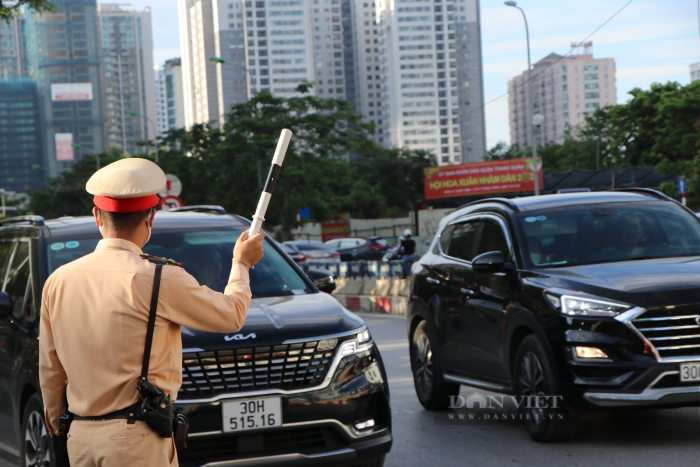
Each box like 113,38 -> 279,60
39,238 -> 252,434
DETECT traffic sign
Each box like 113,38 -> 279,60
158,195 -> 184,210
159,174 -> 182,197
528,159 -> 543,172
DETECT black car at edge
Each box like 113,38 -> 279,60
408,189 -> 700,442
0,210 -> 391,466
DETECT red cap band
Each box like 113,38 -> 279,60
93,194 -> 159,213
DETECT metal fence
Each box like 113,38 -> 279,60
307,260 -> 411,278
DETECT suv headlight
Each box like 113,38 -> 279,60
545,292 -> 632,317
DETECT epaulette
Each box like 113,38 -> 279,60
140,253 -> 183,267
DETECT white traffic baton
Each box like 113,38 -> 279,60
249,129 -> 293,235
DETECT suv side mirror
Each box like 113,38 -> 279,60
307,268 -> 337,293
472,251 -> 513,273
0,292 -> 12,319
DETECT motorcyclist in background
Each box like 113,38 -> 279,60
382,236 -> 404,263
400,229 -> 417,275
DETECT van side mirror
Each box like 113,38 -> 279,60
307,268 -> 337,293
472,251 -> 513,273
0,292 -> 12,319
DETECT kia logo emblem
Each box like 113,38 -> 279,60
695,316 -> 700,326
224,332 -> 256,341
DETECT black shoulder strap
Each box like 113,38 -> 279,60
141,264 -> 164,380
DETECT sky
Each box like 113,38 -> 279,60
144,0 -> 700,150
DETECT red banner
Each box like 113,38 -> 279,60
55,133 -> 74,161
321,221 -> 349,242
423,158 -> 543,200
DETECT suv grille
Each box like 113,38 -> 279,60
179,341 -> 336,399
633,308 -> 700,359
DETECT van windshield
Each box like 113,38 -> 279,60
47,228 -> 313,298
515,201 -> 700,268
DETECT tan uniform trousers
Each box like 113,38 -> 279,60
67,420 -> 177,466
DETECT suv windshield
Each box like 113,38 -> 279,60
516,201 -> 700,267
47,227 -> 313,298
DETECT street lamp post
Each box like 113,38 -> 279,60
125,110 -> 159,163
505,1 -> 539,196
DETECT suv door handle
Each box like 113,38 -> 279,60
426,277 -> 440,285
460,288 -> 475,296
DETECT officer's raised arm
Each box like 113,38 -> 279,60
158,228 -> 265,333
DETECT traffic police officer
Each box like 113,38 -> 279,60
39,158 -> 265,466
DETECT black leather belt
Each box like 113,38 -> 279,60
73,404 -> 139,421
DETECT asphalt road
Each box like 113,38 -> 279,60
358,312 -> 700,467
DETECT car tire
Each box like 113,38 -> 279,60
21,393 -> 52,467
513,335 -> 578,442
410,320 -> 459,410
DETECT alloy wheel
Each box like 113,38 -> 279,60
518,351 -> 547,426
24,410 -> 50,467
414,332 -> 433,398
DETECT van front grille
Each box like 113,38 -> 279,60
178,341 -> 335,399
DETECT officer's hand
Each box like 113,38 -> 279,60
234,230 -> 265,268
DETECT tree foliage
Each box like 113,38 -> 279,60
1,0 -> 55,20
579,81 -> 700,169
487,81 -> 700,204
29,86 -> 436,238
29,149 -> 126,218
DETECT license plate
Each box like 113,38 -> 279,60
680,362 -> 700,382
222,397 -> 282,433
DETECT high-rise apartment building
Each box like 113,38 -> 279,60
508,48 -> 616,147
24,0 -> 105,180
0,16 -> 26,79
155,58 -> 186,134
178,0 -> 344,127
690,62 -> 700,82
371,0 -> 486,164
0,80 -> 43,194
178,0 -> 486,164
155,65 -> 169,135
163,58 -> 186,131
345,0 -> 383,141
98,4 -> 156,155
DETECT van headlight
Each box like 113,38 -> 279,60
339,329 -> 372,355
357,329 -> 371,344
545,292 -> 631,317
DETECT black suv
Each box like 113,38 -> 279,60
0,211 -> 391,466
408,189 -> 700,441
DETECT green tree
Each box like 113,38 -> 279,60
537,136 -> 599,172
155,84 -> 380,237
484,141 -> 528,161
28,85 -> 436,235
580,81 -> 700,168
1,1 -> 55,20
214,85 -> 376,235
29,150 -> 127,218
347,146 -> 435,218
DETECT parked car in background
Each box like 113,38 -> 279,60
283,240 -> 341,265
325,237 -> 389,261
408,189 -> 700,442
280,241 -> 305,264
0,211 -> 392,466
